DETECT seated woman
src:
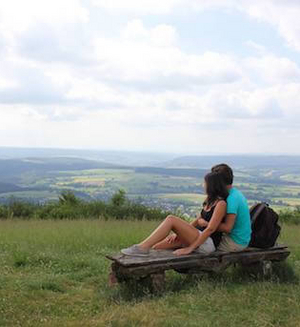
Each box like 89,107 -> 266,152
121,172 -> 229,256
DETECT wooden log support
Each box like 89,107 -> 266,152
108,264 -> 118,287
240,259 -> 274,277
147,272 -> 165,293
106,244 -> 290,291
262,260 -> 273,278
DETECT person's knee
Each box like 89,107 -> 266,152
166,214 -> 177,222
166,215 -> 175,223
166,215 -> 180,227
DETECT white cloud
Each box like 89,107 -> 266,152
0,0 -> 88,34
245,40 -> 267,55
190,0 -> 300,53
91,0 -> 184,14
121,19 -> 178,46
93,20 -> 241,86
0,1 -> 300,154
244,55 -> 300,84
237,0 -> 300,52
91,0 -> 300,53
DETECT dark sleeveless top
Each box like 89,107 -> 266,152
195,204 -> 223,248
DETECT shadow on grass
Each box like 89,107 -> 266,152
104,261 -> 299,303
235,261 -> 299,284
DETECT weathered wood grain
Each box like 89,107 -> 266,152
107,244 -> 290,289
106,244 -> 289,268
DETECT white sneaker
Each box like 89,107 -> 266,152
121,244 -> 150,256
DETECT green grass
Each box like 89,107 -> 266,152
0,219 -> 299,327
157,193 -> 206,204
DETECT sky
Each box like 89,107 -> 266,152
0,0 -> 300,155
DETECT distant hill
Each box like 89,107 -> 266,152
0,147 -> 176,167
135,167 -> 207,178
0,157 -> 123,183
0,182 -> 23,193
159,155 -> 300,170
2,147 -> 300,171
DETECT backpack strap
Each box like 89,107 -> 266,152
250,202 -> 267,225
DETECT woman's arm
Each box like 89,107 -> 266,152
173,201 -> 227,255
191,214 -> 208,228
190,218 -> 198,227
216,214 -> 236,233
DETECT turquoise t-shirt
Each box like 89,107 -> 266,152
226,187 -> 251,246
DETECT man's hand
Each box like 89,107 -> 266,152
197,218 -> 208,228
173,247 -> 193,256
166,234 -> 179,243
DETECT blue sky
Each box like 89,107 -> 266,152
0,0 -> 300,155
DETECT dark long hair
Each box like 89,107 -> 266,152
203,172 -> 229,208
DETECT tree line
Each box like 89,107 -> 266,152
0,189 -> 171,220
0,189 -> 299,224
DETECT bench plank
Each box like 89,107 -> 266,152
110,248 -> 290,277
107,245 -> 290,291
106,244 -> 289,268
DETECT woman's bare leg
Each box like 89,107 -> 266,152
138,215 -> 199,249
152,237 -> 185,250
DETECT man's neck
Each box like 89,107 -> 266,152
227,185 -> 233,190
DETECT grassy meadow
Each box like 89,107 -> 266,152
0,219 -> 300,327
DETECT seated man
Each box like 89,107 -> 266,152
198,163 -> 251,252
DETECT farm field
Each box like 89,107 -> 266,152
1,164 -> 300,216
0,219 -> 299,327
1,154 -> 300,216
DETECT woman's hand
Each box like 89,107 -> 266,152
197,218 -> 208,228
166,234 -> 178,243
173,247 -> 193,256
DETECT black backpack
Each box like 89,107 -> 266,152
249,202 -> 281,248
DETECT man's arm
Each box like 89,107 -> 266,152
216,213 -> 236,233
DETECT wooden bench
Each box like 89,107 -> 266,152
106,244 -> 290,292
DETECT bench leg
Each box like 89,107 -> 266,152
150,272 -> 165,293
109,262 -> 130,286
140,272 -> 166,293
108,263 -> 119,287
109,263 -> 166,293
240,260 -> 273,278
262,260 -> 273,278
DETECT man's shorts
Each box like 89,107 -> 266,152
217,234 -> 248,252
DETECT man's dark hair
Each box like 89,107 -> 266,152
211,163 -> 234,185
